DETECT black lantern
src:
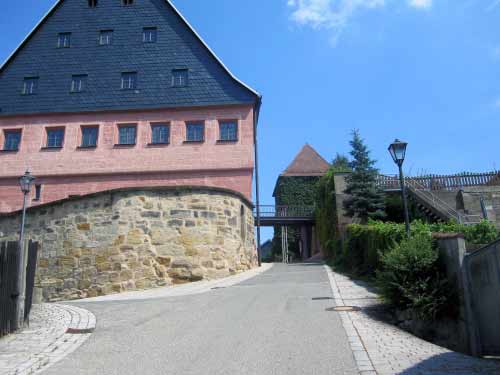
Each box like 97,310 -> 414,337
388,140 -> 410,234
19,170 -> 36,194
388,139 -> 408,167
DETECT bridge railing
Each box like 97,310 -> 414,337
254,205 -> 316,218
377,171 -> 500,192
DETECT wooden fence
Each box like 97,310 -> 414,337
0,241 -> 39,337
377,171 -> 500,191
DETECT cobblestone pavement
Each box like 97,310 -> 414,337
0,304 -> 96,375
325,265 -> 500,375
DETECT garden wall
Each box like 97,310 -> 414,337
0,187 -> 257,301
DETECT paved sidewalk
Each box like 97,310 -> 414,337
0,304 -> 95,375
325,266 -> 500,375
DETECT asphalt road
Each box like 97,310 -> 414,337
45,263 -> 358,375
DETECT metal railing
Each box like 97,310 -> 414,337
254,205 -> 316,218
377,171 -> 500,192
405,179 -> 482,225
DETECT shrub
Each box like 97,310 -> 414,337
429,220 -> 498,245
341,222 -> 405,276
376,233 -> 454,320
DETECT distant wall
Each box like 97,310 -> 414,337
333,172 -> 354,229
0,187 -> 257,301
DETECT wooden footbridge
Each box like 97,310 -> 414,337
253,205 -> 316,226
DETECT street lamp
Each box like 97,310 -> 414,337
19,170 -> 36,243
388,140 -> 410,234
16,170 -> 35,328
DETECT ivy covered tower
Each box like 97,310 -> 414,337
272,144 -> 330,260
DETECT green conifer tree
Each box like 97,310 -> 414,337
331,153 -> 351,172
343,130 -> 385,223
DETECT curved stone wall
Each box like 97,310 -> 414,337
0,187 -> 257,301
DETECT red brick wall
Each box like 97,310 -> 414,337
0,105 -> 255,213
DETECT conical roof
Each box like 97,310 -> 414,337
281,144 -> 330,177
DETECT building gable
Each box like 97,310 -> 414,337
0,0 -> 260,116
282,144 -> 330,177
272,144 -> 330,197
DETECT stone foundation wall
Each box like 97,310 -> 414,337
0,187 -> 257,301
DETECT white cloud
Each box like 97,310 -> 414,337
408,0 -> 432,10
287,0 -> 433,45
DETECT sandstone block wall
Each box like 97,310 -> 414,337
0,187 -> 257,301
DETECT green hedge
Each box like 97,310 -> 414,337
335,220 -> 499,319
315,169 -> 340,259
336,220 -> 499,277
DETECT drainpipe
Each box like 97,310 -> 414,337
253,97 -> 262,267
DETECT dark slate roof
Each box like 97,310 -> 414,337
281,144 -> 330,177
0,0 -> 260,116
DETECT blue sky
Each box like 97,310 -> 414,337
1,0 -> 500,241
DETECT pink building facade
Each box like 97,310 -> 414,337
0,105 -> 256,213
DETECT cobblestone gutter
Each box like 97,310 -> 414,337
0,304 -> 96,375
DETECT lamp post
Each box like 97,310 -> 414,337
16,170 -> 35,328
388,140 -> 410,235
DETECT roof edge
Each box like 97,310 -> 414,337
0,0 -> 61,73
164,0 -> 261,99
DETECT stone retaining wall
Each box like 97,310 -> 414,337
0,187 -> 257,301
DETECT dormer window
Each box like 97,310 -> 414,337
172,69 -> 188,88
88,0 -> 98,7
99,30 -> 113,45
143,27 -> 157,43
22,77 -> 39,95
122,0 -> 133,5
57,33 -> 71,48
71,75 -> 88,93
121,72 -> 137,90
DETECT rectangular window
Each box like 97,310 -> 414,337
143,27 -> 157,43
46,128 -> 65,148
3,130 -> 22,151
172,69 -> 188,87
57,32 -> 71,48
118,125 -> 137,145
151,124 -> 169,144
186,122 -> 204,142
121,72 -> 137,90
34,184 -> 42,201
99,30 -> 113,45
81,126 -> 99,147
219,121 -> 238,142
88,0 -> 98,7
22,77 -> 39,95
122,0 -> 133,5
71,74 -> 87,93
